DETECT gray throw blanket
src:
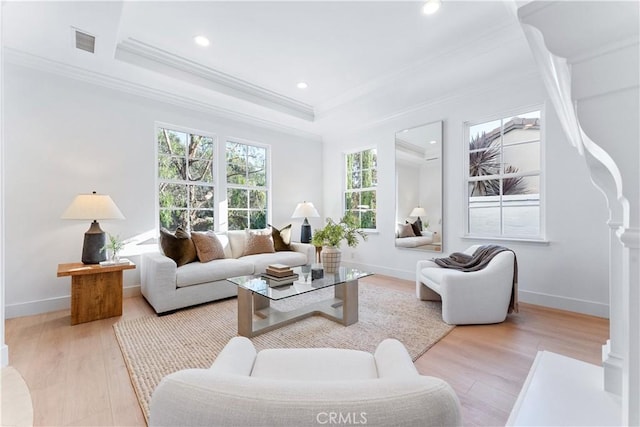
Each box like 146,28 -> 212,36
434,245 -> 518,313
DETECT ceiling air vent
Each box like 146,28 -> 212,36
75,30 -> 95,53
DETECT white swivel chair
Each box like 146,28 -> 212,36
416,245 -> 515,325
149,337 -> 462,427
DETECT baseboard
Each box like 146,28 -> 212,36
518,289 -> 609,318
5,284 -> 142,318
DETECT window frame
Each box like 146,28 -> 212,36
225,137 -> 272,231
343,146 -> 378,231
463,107 -> 546,242
155,122 -> 217,232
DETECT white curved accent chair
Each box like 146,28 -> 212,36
149,337 -> 462,427
416,245 -> 515,325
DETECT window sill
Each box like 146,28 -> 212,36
462,235 -> 550,245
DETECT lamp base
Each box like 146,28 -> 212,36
82,221 -> 107,264
300,218 -> 312,244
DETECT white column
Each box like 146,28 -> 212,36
619,228 -> 640,426
0,0 -> 9,367
517,1 -> 639,424
602,218 -> 624,395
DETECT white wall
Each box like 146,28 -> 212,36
420,159 -> 442,235
395,161 -> 420,223
323,74 -> 610,317
3,63 -> 323,318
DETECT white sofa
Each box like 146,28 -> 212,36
141,230 -> 315,314
416,244 -> 515,325
396,230 -> 435,248
149,337 -> 462,427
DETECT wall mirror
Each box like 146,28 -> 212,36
395,121 -> 443,252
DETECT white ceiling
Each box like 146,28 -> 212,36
2,1 -> 537,137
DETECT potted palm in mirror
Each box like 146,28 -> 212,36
312,213 -> 367,273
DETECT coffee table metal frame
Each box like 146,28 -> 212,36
228,266 -> 370,337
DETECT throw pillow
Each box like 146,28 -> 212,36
243,229 -> 275,256
269,223 -> 292,251
398,223 -> 416,238
407,220 -> 422,237
159,227 -> 197,267
191,231 -> 226,263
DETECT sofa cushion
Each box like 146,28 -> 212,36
176,258 -> 254,288
251,348 -> 377,381
227,230 -> 246,259
191,231 -> 226,262
240,251 -> 307,274
419,267 -> 467,295
269,224 -> 292,251
159,227 -> 197,267
215,232 -> 233,259
407,220 -> 422,237
243,229 -> 275,256
398,223 -> 416,238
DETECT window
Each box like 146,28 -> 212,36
226,140 -> 269,230
345,148 -> 377,229
466,110 -> 542,238
157,127 -> 215,231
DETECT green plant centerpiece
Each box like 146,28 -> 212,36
101,233 -> 124,263
312,214 -> 367,273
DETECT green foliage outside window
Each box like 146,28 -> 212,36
157,128 -> 215,231
345,148 -> 377,229
226,141 -> 268,230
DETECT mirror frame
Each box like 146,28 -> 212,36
394,120 -> 443,252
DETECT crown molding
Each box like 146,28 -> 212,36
115,38 -> 315,122
4,48 -> 322,142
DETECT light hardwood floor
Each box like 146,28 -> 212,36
5,275 -> 609,426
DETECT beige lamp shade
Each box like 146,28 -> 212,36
409,207 -> 426,218
291,201 -> 320,219
61,192 -> 125,220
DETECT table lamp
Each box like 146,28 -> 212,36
409,206 -> 427,230
61,191 -> 125,264
291,201 -> 320,243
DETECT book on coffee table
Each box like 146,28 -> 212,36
265,266 -> 294,277
261,273 -> 299,286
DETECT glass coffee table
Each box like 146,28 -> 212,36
227,265 -> 371,337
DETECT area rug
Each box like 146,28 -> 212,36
113,282 -> 453,422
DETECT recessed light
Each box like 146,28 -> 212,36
422,0 -> 441,15
430,140 -> 437,144
194,35 -> 210,47
297,81 -> 308,89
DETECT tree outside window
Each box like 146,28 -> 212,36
467,110 -> 542,238
157,127 -> 215,231
226,141 -> 268,230
345,148 -> 377,229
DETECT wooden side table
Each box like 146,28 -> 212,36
57,261 -> 136,325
